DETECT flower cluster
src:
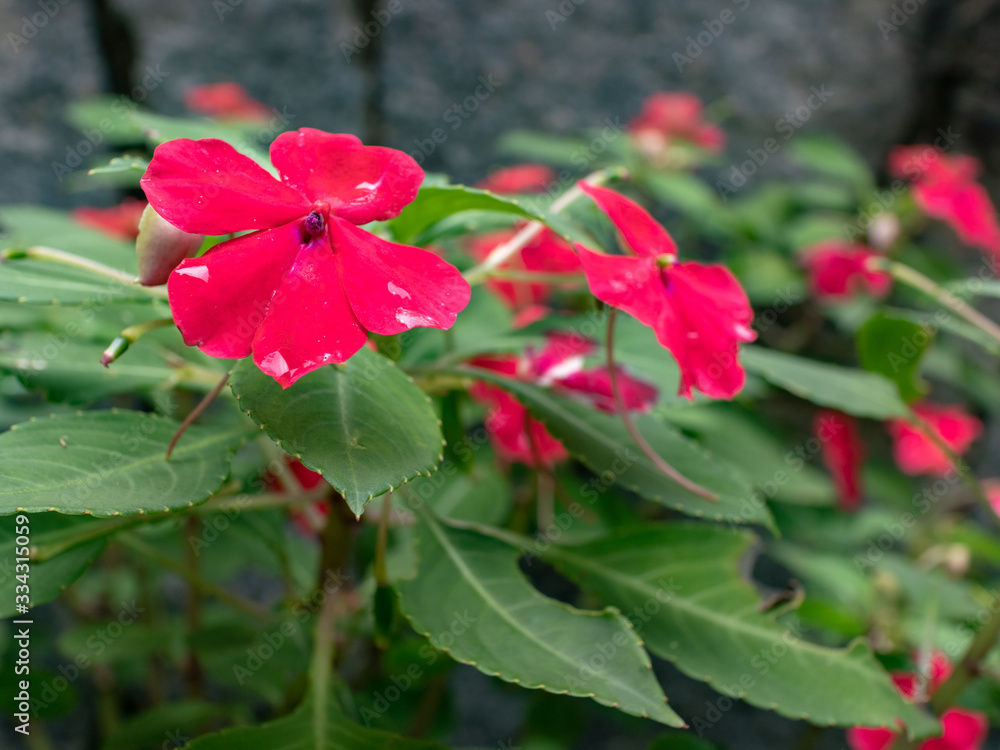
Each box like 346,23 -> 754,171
628,92 -> 725,160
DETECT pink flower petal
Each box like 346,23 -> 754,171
658,262 -> 756,400
801,242 -> 891,301
815,410 -> 865,511
476,164 -> 556,194
184,82 -> 273,122
887,402 -> 982,476
528,331 -> 595,379
914,180 -> 1000,255
167,220 -> 304,359
579,183 -> 678,258
846,727 -> 897,750
485,391 -> 567,468
270,128 -> 424,224
251,243 -> 368,388
924,708 -> 988,750
71,198 -> 147,240
142,138 -> 310,235
331,217 -> 470,336
576,246 -> 663,328
557,367 -> 658,414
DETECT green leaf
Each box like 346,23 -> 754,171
1,205 -> 137,270
102,701 -> 222,750
389,184 -> 537,245
0,260 -> 149,305
788,137 -> 873,191
183,689 -> 445,750
88,155 -> 149,176
230,350 -> 443,516
644,174 -> 733,236
0,411 -> 246,516
454,367 -> 773,528
395,509 -> 683,726
496,130 -> 596,166
0,334 -> 178,403
0,514 -> 105,616
542,524 -> 938,736
741,346 -> 909,419
857,313 -> 930,403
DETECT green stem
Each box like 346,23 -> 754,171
117,533 -> 268,617
882,260 -> 1000,347
463,167 -> 622,285
2,245 -> 169,299
101,318 -> 175,366
605,309 -> 717,501
482,270 -> 589,284
930,599 -> 1000,712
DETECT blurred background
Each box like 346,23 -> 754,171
3,1 -> 1000,748
2,0 -> 999,206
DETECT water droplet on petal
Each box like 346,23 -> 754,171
259,351 -> 289,377
175,266 -> 210,282
387,281 -> 411,299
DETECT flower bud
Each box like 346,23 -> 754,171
135,204 -> 203,286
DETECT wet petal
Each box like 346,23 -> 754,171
142,138 -> 310,235
656,262 -> 756,400
166,220 -> 304,359
252,243 -> 368,388
270,128 -> 424,224
332,217 -> 470,335
576,245 -> 663,328
579,182 -> 678,258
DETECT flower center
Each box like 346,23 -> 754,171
303,211 -> 324,237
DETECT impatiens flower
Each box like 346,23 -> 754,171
468,228 -> 581,314
184,82 -> 273,123
476,164 -> 556,194
628,92 -> 725,157
470,332 -> 657,467
71,197 -> 147,240
983,479 -> 1000,519
847,654 -> 987,750
815,410 -> 864,511
141,128 -> 471,387
574,182 -> 755,400
800,241 -> 892,301
887,402 -> 982,477
889,146 -> 1000,257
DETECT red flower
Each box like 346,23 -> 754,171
476,164 -> 556,194
628,92 -> 725,156
983,479 -> 1000,519
141,129 -> 470,387
71,197 -> 147,240
887,403 -> 982,477
888,146 -> 1000,256
470,332 -> 658,467
184,82 -> 273,123
800,241 -> 892,301
848,654 -> 987,750
815,410 -> 864,511
574,182 -> 755,400
468,228 -> 580,313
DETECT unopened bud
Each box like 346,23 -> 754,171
867,213 -> 901,251
101,336 -> 130,367
136,204 -> 203,286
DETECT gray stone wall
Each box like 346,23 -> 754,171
2,0 -> 997,208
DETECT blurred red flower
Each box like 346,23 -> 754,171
800,241 -> 892,301
628,92 -> 725,155
470,332 -> 657,467
887,402 -> 981,477
574,182 -> 755,399
815,410 -> 864,511
847,653 -> 986,750
141,128 -> 470,387
184,82 -> 273,123
889,146 -> 1000,257
71,197 -> 147,240
476,164 -> 556,194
